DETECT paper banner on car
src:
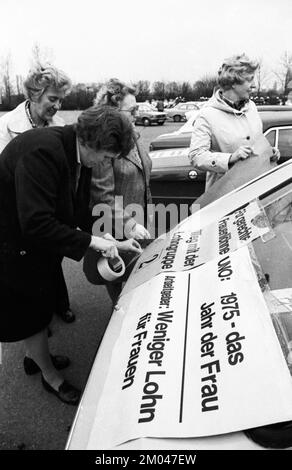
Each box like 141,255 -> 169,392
122,198 -> 273,295
86,246 -> 292,449
191,134 -> 275,211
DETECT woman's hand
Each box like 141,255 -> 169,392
116,238 -> 143,254
271,147 -> 280,162
89,235 -> 119,259
129,223 -> 151,240
91,233 -> 142,257
229,145 -> 253,164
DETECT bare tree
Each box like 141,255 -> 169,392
151,81 -> 166,100
30,42 -> 55,67
0,53 -> 13,108
193,74 -> 218,99
255,58 -> 270,94
133,80 -> 151,102
273,50 -> 292,100
165,81 -> 182,99
15,74 -> 24,95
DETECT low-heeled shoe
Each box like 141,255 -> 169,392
41,375 -> 80,405
56,309 -> 76,323
24,355 -> 70,375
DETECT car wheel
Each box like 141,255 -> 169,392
143,118 -> 151,126
173,115 -> 181,122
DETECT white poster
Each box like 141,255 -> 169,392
87,247 -> 292,449
123,199 -> 273,295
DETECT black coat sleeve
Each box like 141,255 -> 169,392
14,143 -> 91,261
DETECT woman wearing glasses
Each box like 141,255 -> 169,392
89,78 -> 152,303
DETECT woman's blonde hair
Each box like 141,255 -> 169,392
218,54 -> 259,90
94,78 -> 136,108
24,63 -> 72,101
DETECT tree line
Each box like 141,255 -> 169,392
1,47 -> 292,111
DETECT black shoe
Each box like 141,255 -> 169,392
23,355 -> 70,375
57,309 -> 76,323
41,375 -> 80,405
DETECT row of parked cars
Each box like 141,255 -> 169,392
134,101 -> 204,126
148,105 -> 292,213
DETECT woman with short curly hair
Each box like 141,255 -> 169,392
0,63 -> 71,152
189,53 -> 279,191
0,63 -> 74,323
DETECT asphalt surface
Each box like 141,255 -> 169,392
0,119 -> 181,450
0,258 -> 113,450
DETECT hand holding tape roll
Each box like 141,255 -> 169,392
97,255 -> 126,282
97,238 -> 143,282
83,237 -> 152,285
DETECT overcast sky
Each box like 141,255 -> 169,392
1,0 -> 292,85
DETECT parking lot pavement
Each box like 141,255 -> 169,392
0,258 -> 113,450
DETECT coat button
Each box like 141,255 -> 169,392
212,160 -> 216,166
20,250 -> 26,256
246,136 -> 250,140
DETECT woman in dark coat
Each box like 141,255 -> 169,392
0,105 -> 141,405
0,63 -> 75,323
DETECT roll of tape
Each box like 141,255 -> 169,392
97,255 -> 126,282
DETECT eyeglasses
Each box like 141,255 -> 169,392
120,106 -> 139,116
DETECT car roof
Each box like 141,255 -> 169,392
257,105 -> 292,112
259,110 -> 292,130
176,101 -> 198,105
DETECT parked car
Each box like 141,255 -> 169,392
165,101 -> 201,122
149,110 -> 198,151
135,103 -> 167,126
150,106 -> 292,152
67,159 -> 292,450
149,107 -> 292,212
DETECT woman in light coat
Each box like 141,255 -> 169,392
0,64 -> 75,323
189,54 -> 279,191
0,64 -> 70,152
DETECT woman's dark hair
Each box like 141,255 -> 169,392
75,105 -> 135,157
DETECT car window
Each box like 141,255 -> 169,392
178,104 -> 187,110
278,128 -> 292,157
265,129 -> 276,147
250,182 -> 292,373
187,104 -> 195,110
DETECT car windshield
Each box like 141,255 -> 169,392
243,181 -> 292,375
143,104 -> 156,111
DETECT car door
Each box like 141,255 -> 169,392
277,127 -> 292,163
264,126 -> 292,164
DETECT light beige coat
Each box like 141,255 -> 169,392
189,90 -> 263,190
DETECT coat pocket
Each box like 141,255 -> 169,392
0,244 -> 55,299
